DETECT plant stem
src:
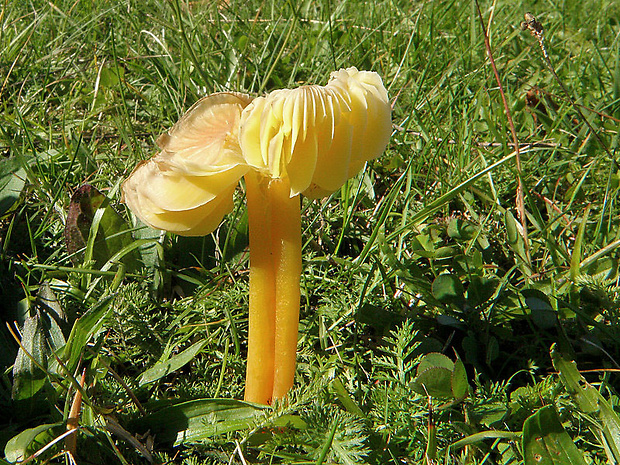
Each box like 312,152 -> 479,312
244,173 -> 301,404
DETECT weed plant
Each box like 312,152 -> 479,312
2,0 -> 620,463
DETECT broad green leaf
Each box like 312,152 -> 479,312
474,402 -> 508,427
11,284 -> 69,413
435,246 -> 457,260
272,414 -> 307,429
99,65 -> 124,87
138,339 -> 207,387
431,274 -> 464,306
132,219 -> 162,270
522,405 -> 586,465
582,256 -> 618,280
221,209 -> 250,262
411,367 -> 454,398
35,283 -> 67,353
597,394 -> 620,461
131,399 -> 267,445
4,423 -> 62,463
133,222 -> 165,295
0,157 -> 26,216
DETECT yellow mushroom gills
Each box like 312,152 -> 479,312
122,68 -> 391,404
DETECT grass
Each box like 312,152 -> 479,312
2,0 -> 620,463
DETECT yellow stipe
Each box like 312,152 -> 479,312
244,172 -> 276,404
270,178 -> 302,400
243,174 -> 302,404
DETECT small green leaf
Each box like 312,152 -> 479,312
474,402 -> 508,427
451,358 -> 469,399
0,157 -> 26,216
551,346 -> 620,461
331,378 -> 366,419
570,205 -> 590,281
466,276 -> 497,308
35,283 -> 67,352
411,367 -> 454,398
523,289 -> 557,329
417,353 -> 454,375
99,65 -> 124,88
221,209 -> 249,262
583,256 -> 618,280
272,414 -> 307,429
486,336 -> 499,364
133,220 -> 162,270
522,405 -> 586,465
505,210 -> 530,274
597,393 -> 620,461
138,339 -> 207,387
447,217 -> 476,240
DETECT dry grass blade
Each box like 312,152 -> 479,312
474,0 -> 531,266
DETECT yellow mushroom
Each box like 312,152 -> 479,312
122,68 -> 391,405
122,92 -> 253,235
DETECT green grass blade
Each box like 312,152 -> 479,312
569,205 -> 591,281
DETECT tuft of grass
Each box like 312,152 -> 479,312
2,0 -> 620,463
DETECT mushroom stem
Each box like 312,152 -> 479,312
270,177 -> 301,401
244,172 -> 276,404
244,172 -> 301,404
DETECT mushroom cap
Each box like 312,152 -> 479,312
238,67 -> 391,198
122,70 -> 392,237
122,92 -> 252,236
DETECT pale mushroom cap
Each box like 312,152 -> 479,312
122,92 -> 252,236
122,70 -> 391,237
238,67 -> 391,198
